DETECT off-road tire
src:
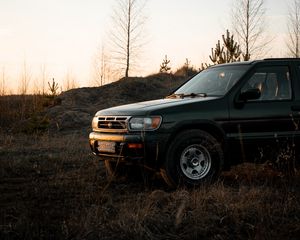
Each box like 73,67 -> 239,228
160,129 -> 223,188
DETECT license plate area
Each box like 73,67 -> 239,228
97,141 -> 116,153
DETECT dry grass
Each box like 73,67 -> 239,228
0,132 -> 299,240
0,77 -> 299,239
0,94 -> 53,133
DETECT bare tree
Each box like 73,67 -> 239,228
1,67 -> 6,95
32,77 -> 41,95
19,60 -> 31,95
40,64 -> 48,95
93,44 -> 113,86
64,71 -> 77,91
231,0 -> 269,60
287,0 -> 300,57
109,0 -> 147,78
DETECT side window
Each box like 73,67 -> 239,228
241,66 -> 292,101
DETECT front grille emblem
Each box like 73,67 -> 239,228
97,116 -> 129,132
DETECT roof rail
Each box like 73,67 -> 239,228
263,58 -> 300,61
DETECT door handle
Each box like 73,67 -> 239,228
291,105 -> 300,111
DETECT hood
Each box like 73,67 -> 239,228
95,97 -> 218,116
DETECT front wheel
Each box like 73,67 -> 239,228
160,130 -> 224,188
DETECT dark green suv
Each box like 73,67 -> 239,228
89,58 -> 300,187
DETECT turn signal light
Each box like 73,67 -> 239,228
127,143 -> 143,149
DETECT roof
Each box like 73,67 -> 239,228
210,58 -> 300,68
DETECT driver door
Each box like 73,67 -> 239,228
227,63 -> 295,161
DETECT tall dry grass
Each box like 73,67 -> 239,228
0,131 -> 299,240
0,79 -> 299,239
0,94 -> 54,133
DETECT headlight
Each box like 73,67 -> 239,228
92,116 -> 98,130
128,116 -> 162,131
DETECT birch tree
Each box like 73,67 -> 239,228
231,0 -> 269,60
287,0 -> 300,57
109,0 -> 147,78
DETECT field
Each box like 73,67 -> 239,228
0,131 -> 299,240
0,75 -> 300,240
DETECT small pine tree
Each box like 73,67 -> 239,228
210,30 -> 241,65
174,58 -> 198,78
48,78 -> 59,97
210,40 -> 225,64
199,63 -> 210,72
184,58 -> 191,77
160,55 -> 171,73
222,29 -> 241,63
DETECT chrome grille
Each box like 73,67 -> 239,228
96,116 -> 129,132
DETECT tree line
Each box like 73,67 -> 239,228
1,0 -> 300,94
95,0 -> 300,84
0,63 -> 80,96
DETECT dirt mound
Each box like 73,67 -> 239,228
46,73 -> 186,131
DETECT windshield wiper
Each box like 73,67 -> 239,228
181,93 -> 207,98
166,93 -> 182,99
166,93 -> 207,99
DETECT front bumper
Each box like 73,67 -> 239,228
89,131 -> 169,167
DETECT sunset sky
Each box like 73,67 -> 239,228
0,0 -> 290,93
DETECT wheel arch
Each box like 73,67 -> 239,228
161,121 -> 228,165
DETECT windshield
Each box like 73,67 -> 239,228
174,65 -> 250,97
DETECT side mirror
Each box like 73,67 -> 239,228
239,88 -> 261,101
